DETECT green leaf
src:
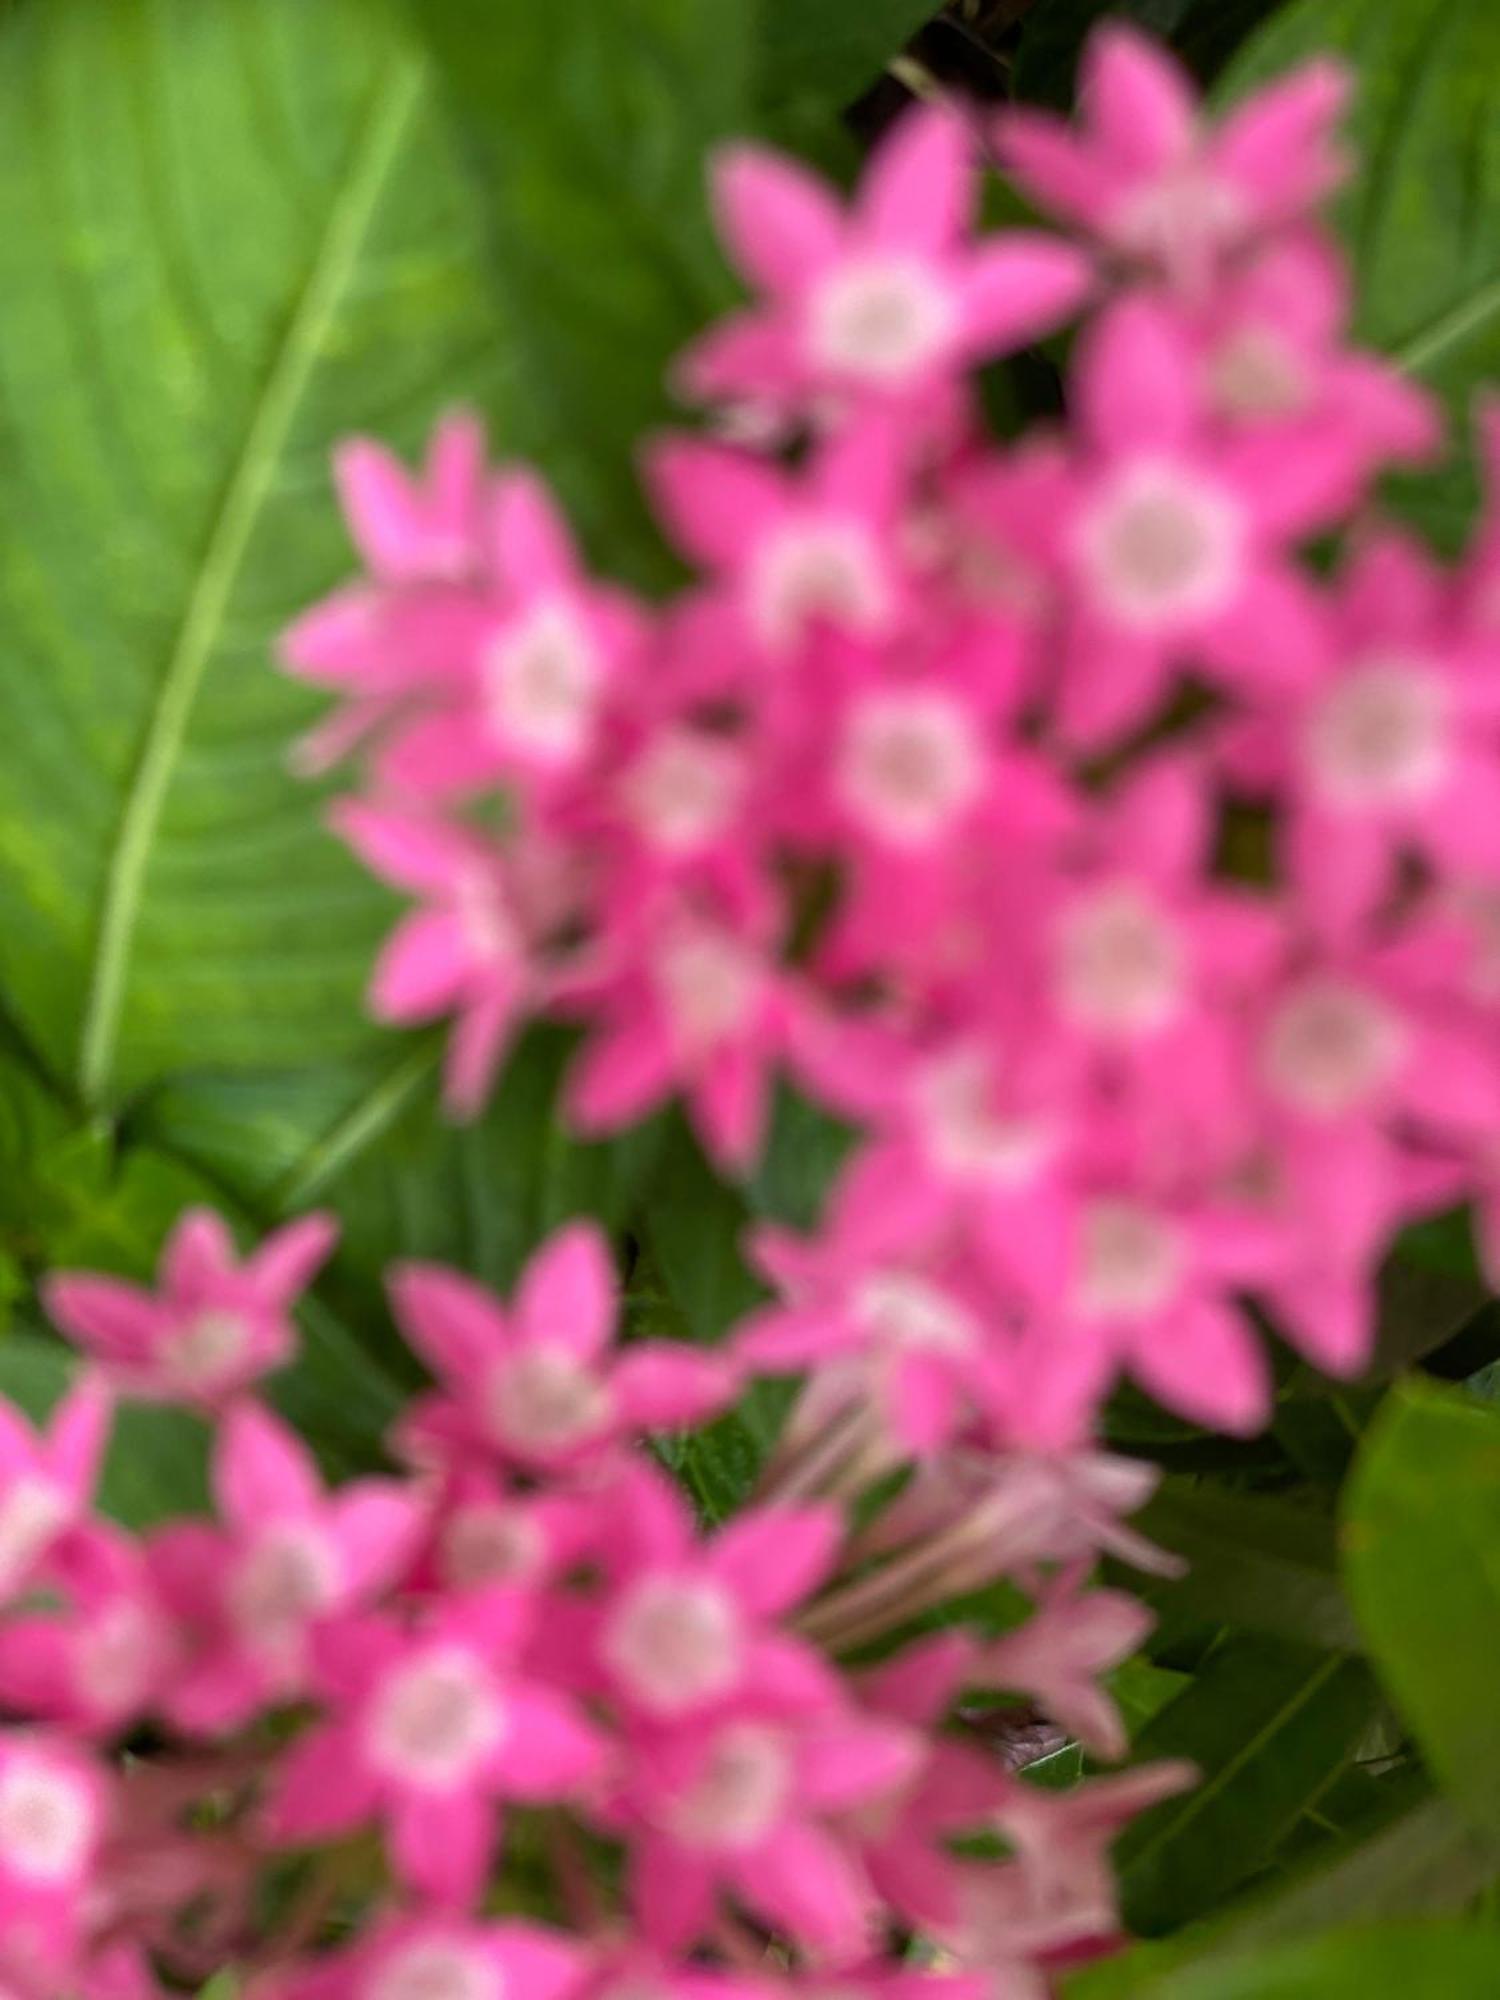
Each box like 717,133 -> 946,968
1071,1922 -> 1500,2000
1117,1635 -> 1378,1934
757,0 -> 941,112
409,0 -> 754,588
1125,1479 -> 1364,1652
0,0 -> 515,1106
1343,1379 -> 1500,1838
1223,0 -> 1500,550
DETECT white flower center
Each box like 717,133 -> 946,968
487,1348 -> 612,1457
808,253 -> 956,385
1305,656 -> 1448,809
1077,1200 -> 1183,1319
657,929 -> 760,1057
1077,459 -> 1244,631
838,691 -> 985,846
0,1478 -> 68,1592
0,1758 -> 94,1885
668,1724 -> 791,1851
1208,324 -> 1309,422
622,729 -> 742,853
855,1272 -> 976,1354
605,1575 -> 743,1714
484,600 -> 601,762
164,1309 -> 252,1392
369,1940 -> 502,2000
230,1526 -> 337,1650
1112,166 -> 1246,278
1056,882 -> 1185,1037
454,868 -> 519,970
1262,977 -> 1406,1118
367,1647 -> 505,1789
441,1504 -> 545,1591
751,519 -> 889,651
918,1051 -> 1054,1186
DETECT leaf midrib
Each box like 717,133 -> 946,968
74,54 -> 423,1106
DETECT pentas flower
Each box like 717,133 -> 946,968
593,1463 -> 840,1721
280,413 -> 490,773
45,1208 -> 335,1410
995,25 -> 1347,293
267,1592 -> 602,1905
0,1732 -> 108,1976
0,1525 -> 172,1736
622,1701 -> 921,1963
980,1581 -> 1154,1762
681,103 -> 1090,417
0,1378 -> 111,1604
391,1224 -> 733,1474
148,1402 -> 419,1733
268,1914 -> 582,2000
1049,294 -> 1325,749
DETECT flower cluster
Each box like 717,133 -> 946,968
7,21 -> 1498,1994
0,1208 -> 1181,1993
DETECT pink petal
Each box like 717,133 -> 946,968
710,145 -> 844,295
248,1213 -> 338,1303
961,236 -> 1092,354
214,1402 -> 322,1527
389,1788 -> 495,1906
1214,61 -> 1350,221
163,1208 -> 237,1298
859,103 -> 973,253
643,435 -> 784,567
566,1019 -> 677,1137
46,1376 -> 114,1500
370,910 -> 474,1022
490,1926 -> 583,2000
445,990 -> 522,1119
498,1688 -> 601,1797
426,408 -> 486,534
490,469 -> 578,590
265,1725 -> 374,1843
388,1265 -> 511,1387
334,440 -> 426,582
1073,296 -> 1195,453
331,1486 -> 423,1595
41,1276 -> 160,1365
1081,25 -> 1196,173
1129,1300 -> 1268,1435
798,1716 -> 923,1809
613,1344 -> 735,1430
708,1502 -> 841,1614
330,801 -> 471,896
514,1222 -> 617,1359
736,1818 -> 876,1961
992,111 -> 1118,227
630,1832 -> 716,1953
694,1038 -> 770,1171
1110,752 -> 1210,879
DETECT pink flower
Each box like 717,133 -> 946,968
1047,295 -> 1326,749
390,1224 -> 733,1474
0,1526 -> 171,1737
0,1378 -> 111,1604
267,1594 -> 602,1905
0,1732 -> 108,1975
996,24 -> 1347,293
268,1914 -> 582,2000
683,102 -> 1089,416
148,1401 -> 419,1733
623,1703 -> 920,1963
44,1209 -> 335,1410
594,1462 -> 841,1721
332,801 -> 579,1117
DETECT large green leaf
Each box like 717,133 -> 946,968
1117,1636 -> 1378,1934
1125,1479 -> 1363,1652
0,0 -> 510,1106
409,0 -> 755,588
1343,1380 -> 1500,1838
1224,0 -> 1500,550
1071,1922 -> 1500,1999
